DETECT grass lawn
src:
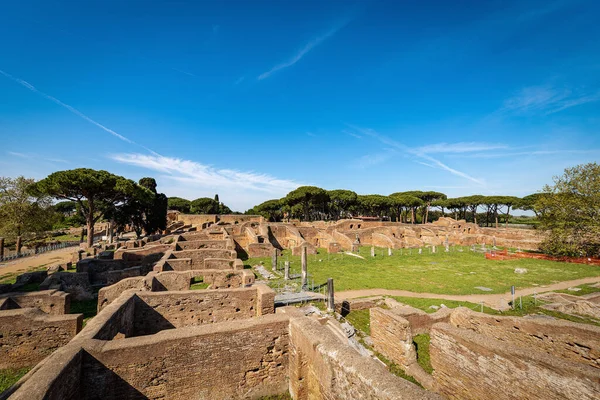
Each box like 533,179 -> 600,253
246,246 -> 600,295
554,283 -> 600,296
0,367 -> 31,394
190,277 -> 210,290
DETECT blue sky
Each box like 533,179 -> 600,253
1,0 -> 599,211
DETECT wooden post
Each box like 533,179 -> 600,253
0,237 -> 4,259
327,278 -> 335,312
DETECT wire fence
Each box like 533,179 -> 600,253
0,241 -> 80,263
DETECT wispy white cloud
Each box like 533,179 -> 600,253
110,153 -> 301,195
448,149 -> 600,159
342,129 -> 362,139
416,142 -> 508,154
0,68 -> 159,155
347,124 -> 486,186
172,67 -> 197,78
257,19 -> 350,80
306,132 -> 317,137
356,150 -> 396,169
7,151 -> 68,164
501,84 -> 600,115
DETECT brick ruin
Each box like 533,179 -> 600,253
2,215 -> 597,399
166,214 -> 544,257
370,300 -> 600,399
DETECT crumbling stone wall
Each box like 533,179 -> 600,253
287,311 -> 442,400
81,315 -> 288,400
449,308 -> 600,369
370,308 -> 417,368
132,286 -> 273,335
166,248 -> 237,270
0,308 -> 82,369
0,290 -> 70,315
175,239 -> 230,251
430,322 -> 600,400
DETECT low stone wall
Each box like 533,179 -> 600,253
247,243 -> 275,257
0,290 -> 70,315
83,314 -> 288,399
449,307 -> 600,369
175,239 -> 230,251
97,270 -> 255,311
0,308 -> 82,369
132,285 -> 274,335
113,244 -> 171,264
370,308 -> 416,369
76,259 -> 131,285
287,311 -> 441,400
105,266 -> 141,285
430,322 -> 600,400
167,248 -> 237,270
384,298 -> 453,335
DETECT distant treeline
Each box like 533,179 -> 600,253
243,187 -> 545,226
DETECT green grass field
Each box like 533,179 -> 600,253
246,246 -> 600,295
0,367 -> 31,394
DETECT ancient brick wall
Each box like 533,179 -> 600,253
449,307 -> 600,369
0,290 -> 70,315
132,286 -> 274,336
383,299 -> 453,335
430,322 -> 600,400
0,308 -> 82,369
168,248 -> 236,269
287,312 -> 442,400
370,307 -> 416,368
175,239 -> 229,250
81,315 -> 289,400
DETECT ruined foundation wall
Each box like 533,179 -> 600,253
0,290 -> 70,315
449,308 -> 600,369
288,314 -> 442,400
370,308 -> 416,368
82,315 -> 289,400
175,239 -> 230,251
0,308 -> 82,369
430,323 -> 600,400
132,285 -> 274,335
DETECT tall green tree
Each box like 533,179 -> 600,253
190,197 -> 220,214
32,169 -> 139,247
328,189 -> 358,220
168,197 -> 191,213
538,163 -> 600,257
252,199 -> 283,221
284,186 -> 329,221
138,178 -> 168,234
0,176 -> 54,238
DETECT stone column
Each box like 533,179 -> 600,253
301,246 -> 308,290
327,278 -> 335,312
284,261 -> 290,280
16,236 -> 22,256
108,220 -> 114,244
388,247 -> 392,256
370,246 -> 375,257
432,245 -> 436,253
0,237 -> 4,259
271,248 -> 278,272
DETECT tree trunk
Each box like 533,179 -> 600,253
505,207 -> 511,227
411,208 -> 415,224
87,221 -> 94,248
424,204 -> 429,224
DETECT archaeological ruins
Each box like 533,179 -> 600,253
1,213 -> 599,399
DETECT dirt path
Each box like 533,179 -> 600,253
336,276 -> 600,309
0,247 -> 75,278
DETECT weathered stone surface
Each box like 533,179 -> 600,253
39,272 -> 93,301
370,307 -> 417,368
430,322 -> 600,400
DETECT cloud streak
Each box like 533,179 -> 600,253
258,20 -> 350,80
110,153 -> 301,194
501,84 -> 600,115
416,142 -> 508,154
348,124 -> 486,186
0,68 -> 159,155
